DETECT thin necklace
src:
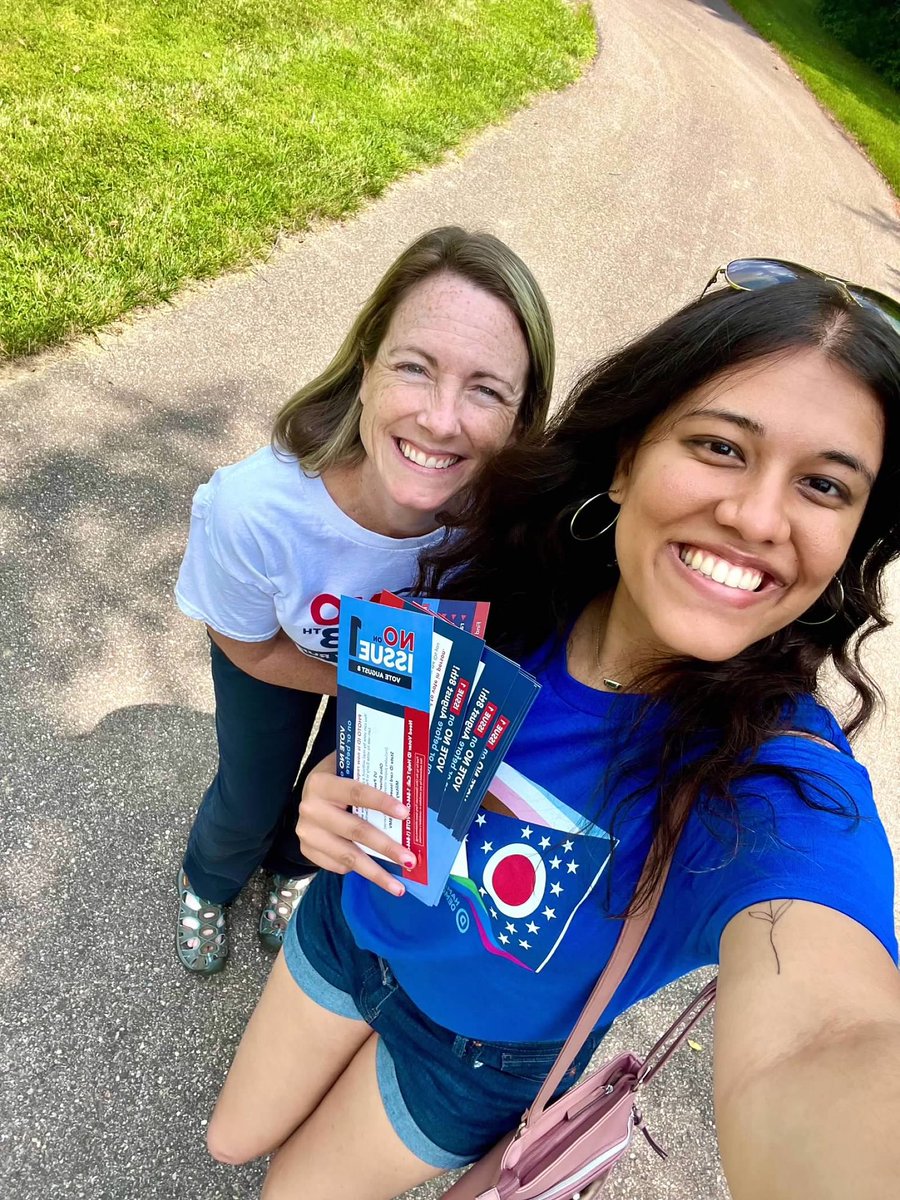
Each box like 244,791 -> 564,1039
589,598 -> 624,692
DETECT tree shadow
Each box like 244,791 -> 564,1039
0,701 -> 271,1198
687,0 -> 900,134
0,378 -> 277,1196
0,377 -> 262,723
839,201 -> 900,240
681,0 -> 755,31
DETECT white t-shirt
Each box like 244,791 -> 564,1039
175,446 -> 445,662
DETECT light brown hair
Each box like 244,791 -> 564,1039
272,226 -> 555,472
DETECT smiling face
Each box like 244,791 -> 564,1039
345,271 -> 529,536
607,348 -> 885,664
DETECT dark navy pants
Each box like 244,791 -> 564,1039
183,640 -> 336,904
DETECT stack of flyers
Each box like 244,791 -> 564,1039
408,596 -> 490,638
336,593 -> 540,905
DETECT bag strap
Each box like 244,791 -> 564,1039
638,977 -> 717,1086
526,729 -> 830,1124
527,844 -> 677,1119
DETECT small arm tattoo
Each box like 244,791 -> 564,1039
748,900 -> 794,974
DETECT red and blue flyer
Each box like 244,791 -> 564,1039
434,647 -> 523,831
412,596 -> 490,638
337,594 -> 539,905
337,596 -> 434,886
423,658 -> 541,904
376,592 -> 486,810
448,665 -> 542,839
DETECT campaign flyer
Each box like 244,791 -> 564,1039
420,666 -> 541,905
414,597 -> 490,638
375,591 -> 490,639
376,592 -> 486,806
336,593 -> 539,906
434,647 -> 523,831
336,596 -> 433,885
449,667 -> 542,839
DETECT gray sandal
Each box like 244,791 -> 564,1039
258,873 -> 314,951
175,868 -> 228,974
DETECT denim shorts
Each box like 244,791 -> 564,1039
283,869 -> 605,1169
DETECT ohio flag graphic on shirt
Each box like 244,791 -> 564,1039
446,762 -> 614,973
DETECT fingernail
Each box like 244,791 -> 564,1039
392,884 -> 406,898
402,854 -> 416,868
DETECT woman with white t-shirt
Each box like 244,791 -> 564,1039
173,226 -> 555,973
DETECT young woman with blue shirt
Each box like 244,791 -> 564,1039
173,227 -> 555,972
208,262 -> 900,1200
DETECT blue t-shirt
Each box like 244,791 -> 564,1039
342,637 -> 897,1041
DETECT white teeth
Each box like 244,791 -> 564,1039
679,545 -> 764,592
725,565 -> 744,589
398,440 -> 459,470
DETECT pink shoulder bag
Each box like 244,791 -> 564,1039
442,853 -> 717,1200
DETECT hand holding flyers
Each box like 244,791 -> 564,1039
336,598 -> 433,886
294,752 -> 412,897
336,593 -> 540,905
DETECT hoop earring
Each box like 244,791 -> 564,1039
796,576 -> 846,627
569,491 -> 619,542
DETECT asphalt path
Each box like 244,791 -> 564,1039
1,1 -> 898,1197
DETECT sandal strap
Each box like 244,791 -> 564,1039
176,869 -> 228,971
260,873 -> 313,937
270,875 -> 310,912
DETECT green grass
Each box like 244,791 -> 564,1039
0,0 -> 595,359
726,0 -> 900,196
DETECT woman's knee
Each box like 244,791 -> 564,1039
206,1111 -> 272,1166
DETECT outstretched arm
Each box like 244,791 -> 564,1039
715,898 -> 900,1200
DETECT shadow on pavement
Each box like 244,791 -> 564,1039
0,700 -> 271,1199
839,201 -> 900,241
0,380 -> 241,721
682,0 -> 752,30
0,380 -> 278,1196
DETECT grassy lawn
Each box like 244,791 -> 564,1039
0,0 -> 595,360
727,0 -> 900,197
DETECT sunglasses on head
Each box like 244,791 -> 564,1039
704,257 -> 900,339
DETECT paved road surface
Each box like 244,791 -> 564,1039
1,1 -> 897,1197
